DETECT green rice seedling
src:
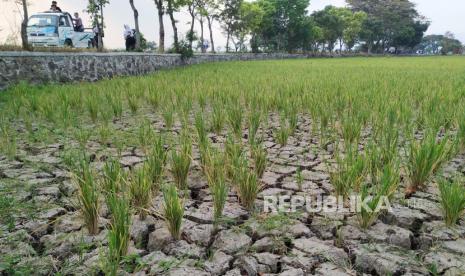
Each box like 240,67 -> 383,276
146,134 -> 167,190
162,184 -> 184,240
170,135 -> 192,190
0,118 -> 17,159
74,159 -> 100,235
129,166 -> 152,220
296,168 -> 304,191
127,92 -> 139,115
357,164 -> 399,229
227,104 -> 243,139
98,125 -> 112,146
330,148 -> 366,201
195,112 -> 209,150
198,93 -> 207,110
106,192 -> 131,276
405,135 -> 451,196
102,158 -> 125,196
275,117 -> 290,147
138,120 -> 154,154
458,112 -> 465,149
211,103 -> 225,135
251,144 -> 267,178
107,92 -> 123,119
236,166 -> 261,211
225,135 -> 244,179
162,106 -> 174,130
438,177 -> 465,227
205,150 -> 228,224
286,107 -> 298,135
75,127 -> 91,149
340,112 -> 362,146
248,109 -> 262,145
147,88 -> 160,110
86,96 -> 99,123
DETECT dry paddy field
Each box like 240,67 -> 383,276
1,57 -> 465,275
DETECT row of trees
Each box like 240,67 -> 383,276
10,0 -> 464,54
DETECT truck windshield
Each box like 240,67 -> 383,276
28,15 -> 58,27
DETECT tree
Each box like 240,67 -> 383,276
129,0 -> 141,50
4,0 -> 30,50
219,0 -> 242,52
154,0 -> 165,53
87,0 -> 109,52
417,33 -> 463,55
312,6 -> 344,52
187,0 -> 199,50
255,0 -> 310,52
204,0 -> 219,53
166,0 -> 183,52
239,1 -> 264,52
342,10 -> 366,51
347,0 -> 428,53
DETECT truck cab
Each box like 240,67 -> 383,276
27,12 -> 94,48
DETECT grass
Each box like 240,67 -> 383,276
105,192 -> 131,276
438,177 -> 465,227
129,166 -> 152,220
73,158 -> 100,235
170,134 -> 192,190
405,134 -> 452,196
162,184 -> 184,240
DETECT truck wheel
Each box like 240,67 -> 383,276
64,39 -> 73,48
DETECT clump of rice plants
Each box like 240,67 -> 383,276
170,134 -> 192,190
162,184 -> 184,240
127,92 -> 139,114
227,103 -> 243,139
438,177 -> 465,227
138,120 -> 155,154
129,166 -> 152,220
248,109 -> 262,145
330,147 -> 366,201
146,134 -> 167,190
357,163 -> 399,229
251,144 -> 267,178
225,135 -> 244,179
211,102 -> 225,135
85,96 -> 99,123
105,192 -> 131,276
235,159 -> 261,211
275,117 -> 290,147
162,105 -> 174,130
340,112 -> 362,146
74,158 -> 100,235
296,168 -> 304,191
0,117 -> 17,159
205,150 -> 228,224
102,158 -> 125,196
405,135 -> 452,196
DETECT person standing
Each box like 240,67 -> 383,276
124,25 -> 136,51
51,1 -> 62,12
72,12 -> 84,32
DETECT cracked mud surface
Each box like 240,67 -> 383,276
1,110 -> 464,276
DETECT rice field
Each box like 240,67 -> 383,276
1,56 -> 465,275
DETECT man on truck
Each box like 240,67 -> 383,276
72,12 -> 84,32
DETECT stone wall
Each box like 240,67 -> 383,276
0,52 -> 308,91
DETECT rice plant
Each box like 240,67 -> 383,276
162,106 -> 174,130
235,161 -> 261,211
275,115 -> 290,147
330,148 -> 366,201
438,177 -> 465,227
105,192 -> 131,276
146,134 -> 167,189
248,109 -> 262,145
405,135 -> 451,196
225,135 -> 244,179
129,166 -> 152,220
227,103 -> 243,139
170,135 -> 192,190
74,158 -> 100,235
86,96 -> 99,123
162,184 -> 184,240
211,102 -> 225,135
296,168 -> 304,191
138,120 -> 154,154
251,144 -> 267,178
127,92 -> 139,114
205,150 -> 228,224
357,164 -> 399,229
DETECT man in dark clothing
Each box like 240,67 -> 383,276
51,1 -> 62,12
73,12 -> 84,32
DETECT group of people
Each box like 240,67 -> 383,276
49,1 -> 84,32
47,1 -> 137,50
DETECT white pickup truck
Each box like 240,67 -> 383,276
27,12 -> 94,48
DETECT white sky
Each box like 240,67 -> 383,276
0,0 -> 464,49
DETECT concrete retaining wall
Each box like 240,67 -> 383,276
0,52 -> 308,91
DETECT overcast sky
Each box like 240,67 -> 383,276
0,0 -> 463,49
